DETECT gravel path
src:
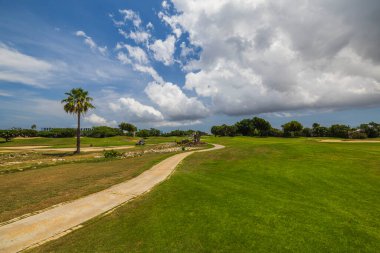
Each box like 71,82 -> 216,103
0,144 -> 224,253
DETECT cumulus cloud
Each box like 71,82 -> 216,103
149,35 -> 176,65
109,97 -> 164,122
0,43 -> 54,87
170,0 -> 380,115
144,81 -> 209,120
119,9 -> 142,27
85,113 -> 117,127
75,30 -> 107,55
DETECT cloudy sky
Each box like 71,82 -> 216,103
1,0 -> 380,131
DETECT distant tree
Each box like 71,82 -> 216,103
360,122 -> 379,138
235,119 -> 254,136
0,130 -> 17,142
210,124 -> 237,136
312,123 -> 329,137
251,117 -> 271,136
302,127 -> 312,137
148,128 -> 161,136
136,129 -> 150,138
329,124 -> 350,138
119,122 -> 137,136
61,88 -> 95,154
31,124 -> 37,130
282,121 -> 303,137
211,126 -> 219,137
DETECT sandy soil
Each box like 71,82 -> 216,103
319,139 -> 380,143
0,144 -> 225,253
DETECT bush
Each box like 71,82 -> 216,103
329,124 -> 350,138
85,126 -> 123,138
38,128 -> 76,138
349,131 -> 367,139
103,150 -> 122,158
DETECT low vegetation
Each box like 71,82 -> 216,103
211,117 -> 380,139
30,137 -> 380,252
0,152 -> 173,223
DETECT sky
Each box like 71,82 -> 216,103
1,0 -> 380,131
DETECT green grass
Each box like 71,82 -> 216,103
0,152 -> 174,223
0,136 -> 182,148
29,137 -> 380,252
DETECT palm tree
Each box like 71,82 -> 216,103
61,88 -> 95,154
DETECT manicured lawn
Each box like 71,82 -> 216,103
30,137 -> 380,252
0,152 -> 173,223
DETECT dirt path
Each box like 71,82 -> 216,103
0,144 -> 224,253
0,145 -> 133,153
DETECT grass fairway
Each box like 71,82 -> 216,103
0,152 -> 173,223
30,137 -> 380,252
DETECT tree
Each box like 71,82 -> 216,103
119,122 -> 137,136
282,121 -> 303,137
61,88 -> 95,154
329,124 -> 350,138
0,130 -> 17,142
148,128 -> 161,136
235,119 -> 254,136
251,117 -> 271,136
31,124 -> 37,130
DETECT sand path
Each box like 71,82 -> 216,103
0,144 -> 224,253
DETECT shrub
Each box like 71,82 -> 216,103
349,131 -> 367,139
38,128 -> 76,138
329,124 -> 350,138
103,150 -> 122,158
85,126 -> 123,138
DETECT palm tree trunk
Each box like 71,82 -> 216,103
76,112 -> 81,154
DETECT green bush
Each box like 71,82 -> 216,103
38,128 -> 76,138
350,131 -> 367,139
103,150 -> 122,158
85,126 -> 123,138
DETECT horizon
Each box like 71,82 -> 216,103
1,0 -> 380,132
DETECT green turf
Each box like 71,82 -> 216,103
30,137 -> 380,252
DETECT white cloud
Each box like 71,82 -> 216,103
154,119 -> 202,127
162,1 -> 170,10
109,97 -> 164,122
85,113 -> 117,127
117,51 -> 164,83
146,22 -> 154,30
0,43 -> 54,87
119,9 -> 141,27
149,35 -> 176,65
158,11 -> 182,38
145,81 -> 209,120
0,90 -> 12,97
75,30 -> 107,55
129,31 -> 151,43
170,0 -> 380,115
125,45 -> 149,65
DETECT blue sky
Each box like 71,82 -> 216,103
1,0 -> 380,131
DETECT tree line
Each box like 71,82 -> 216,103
0,124 -> 208,142
211,117 -> 380,139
